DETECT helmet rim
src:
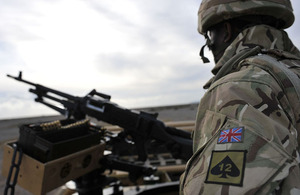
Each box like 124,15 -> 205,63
198,0 -> 295,34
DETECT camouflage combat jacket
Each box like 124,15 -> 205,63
180,25 -> 300,194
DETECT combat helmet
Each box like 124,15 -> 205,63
198,0 -> 295,35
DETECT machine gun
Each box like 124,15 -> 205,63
7,72 -> 193,162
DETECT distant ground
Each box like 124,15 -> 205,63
0,103 -> 198,195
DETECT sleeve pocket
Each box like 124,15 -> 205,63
193,110 -> 227,152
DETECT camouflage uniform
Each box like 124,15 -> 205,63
180,24 -> 300,195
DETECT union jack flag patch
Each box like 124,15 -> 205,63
217,127 -> 244,144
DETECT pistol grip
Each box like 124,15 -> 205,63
134,138 -> 147,161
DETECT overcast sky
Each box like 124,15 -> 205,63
1,0 -> 300,119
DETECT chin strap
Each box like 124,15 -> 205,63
200,44 -> 210,63
199,33 -> 211,63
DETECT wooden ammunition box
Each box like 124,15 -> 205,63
2,141 -> 105,195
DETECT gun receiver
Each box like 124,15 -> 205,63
7,71 -> 193,161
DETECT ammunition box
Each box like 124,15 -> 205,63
18,119 -> 101,162
2,141 -> 105,195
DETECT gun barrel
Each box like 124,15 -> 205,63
7,72 -> 77,101
7,72 -> 36,86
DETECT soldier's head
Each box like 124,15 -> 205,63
198,0 -> 295,63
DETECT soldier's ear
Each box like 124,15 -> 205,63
223,22 -> 232,43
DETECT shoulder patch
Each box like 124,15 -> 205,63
217,127 -> 244,144
205,150 -> 247,186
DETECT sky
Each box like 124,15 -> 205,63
1,0 -> 300,119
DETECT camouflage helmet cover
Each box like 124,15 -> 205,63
198,0 -> 295,34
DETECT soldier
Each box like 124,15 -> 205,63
180,0 -> 300,194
